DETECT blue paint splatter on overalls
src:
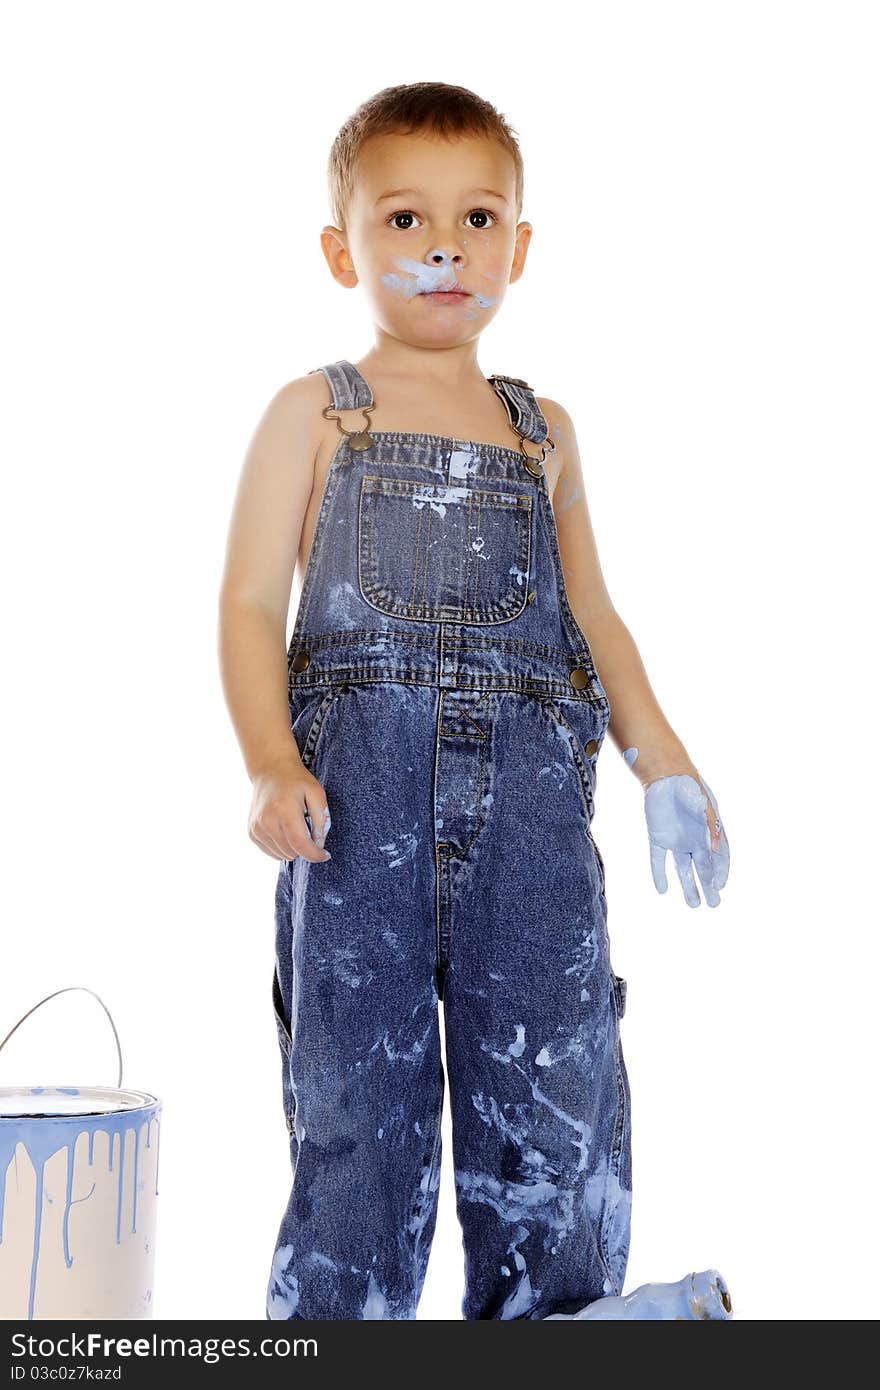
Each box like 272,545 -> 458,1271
267,360 -> 632,1320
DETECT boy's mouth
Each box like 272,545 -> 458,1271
419,289 -> 470,300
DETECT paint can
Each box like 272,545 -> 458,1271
0,987 -> 162,1320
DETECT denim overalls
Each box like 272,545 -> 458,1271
267,360 -> 631,1320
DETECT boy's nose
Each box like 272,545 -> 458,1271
426,248 -> 463,265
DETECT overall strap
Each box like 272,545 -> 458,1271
309,359 -> 374,411
486,373 -> 550,446
312,361 -> 548,442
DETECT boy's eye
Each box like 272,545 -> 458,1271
385,208 -> 497,231
388,211 -> 421,230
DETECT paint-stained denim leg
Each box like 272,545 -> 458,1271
267,685 -> 445,1320
441,691 -> 632,1320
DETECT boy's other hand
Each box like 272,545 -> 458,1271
642,771 -> 729,909
248,752 -> 333,864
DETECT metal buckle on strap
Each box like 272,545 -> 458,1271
512,425 -> 556,478
321,402 -> 376,451
487,373 -> 532,390
487,374 -> 553,476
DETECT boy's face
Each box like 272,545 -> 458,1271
322,131 -> 532,347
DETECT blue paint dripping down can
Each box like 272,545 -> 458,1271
0,987 -> 161,1320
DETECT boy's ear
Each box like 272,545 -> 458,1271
320,226 -> 359,288
509,222 -> 533,285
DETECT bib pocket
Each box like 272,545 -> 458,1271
357,475 -> 532,624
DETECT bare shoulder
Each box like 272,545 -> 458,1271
221,372 -> 328,612
534,393 -> 613,615
535,393 -> 576,443
253,370 -> 328,441
238,371 -> 330,500
534,394 -> 580,496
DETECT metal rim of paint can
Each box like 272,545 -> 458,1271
0,1084 -> 160,1119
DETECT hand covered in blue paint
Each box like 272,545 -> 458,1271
623,747 -> 729,907
642,772 -> 729,908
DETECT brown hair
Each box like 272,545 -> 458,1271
327,82 -> 524,231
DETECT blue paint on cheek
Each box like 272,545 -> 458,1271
380,256 -> 460,299
379,256 -> 497,312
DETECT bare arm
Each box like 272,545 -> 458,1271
540,397 -> 704,793
218,373 -> 330,862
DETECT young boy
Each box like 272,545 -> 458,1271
218,82 -> 732,1321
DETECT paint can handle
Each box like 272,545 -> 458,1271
0,987 -> 124,1087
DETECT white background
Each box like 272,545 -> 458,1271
1,1 -> 877,1322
